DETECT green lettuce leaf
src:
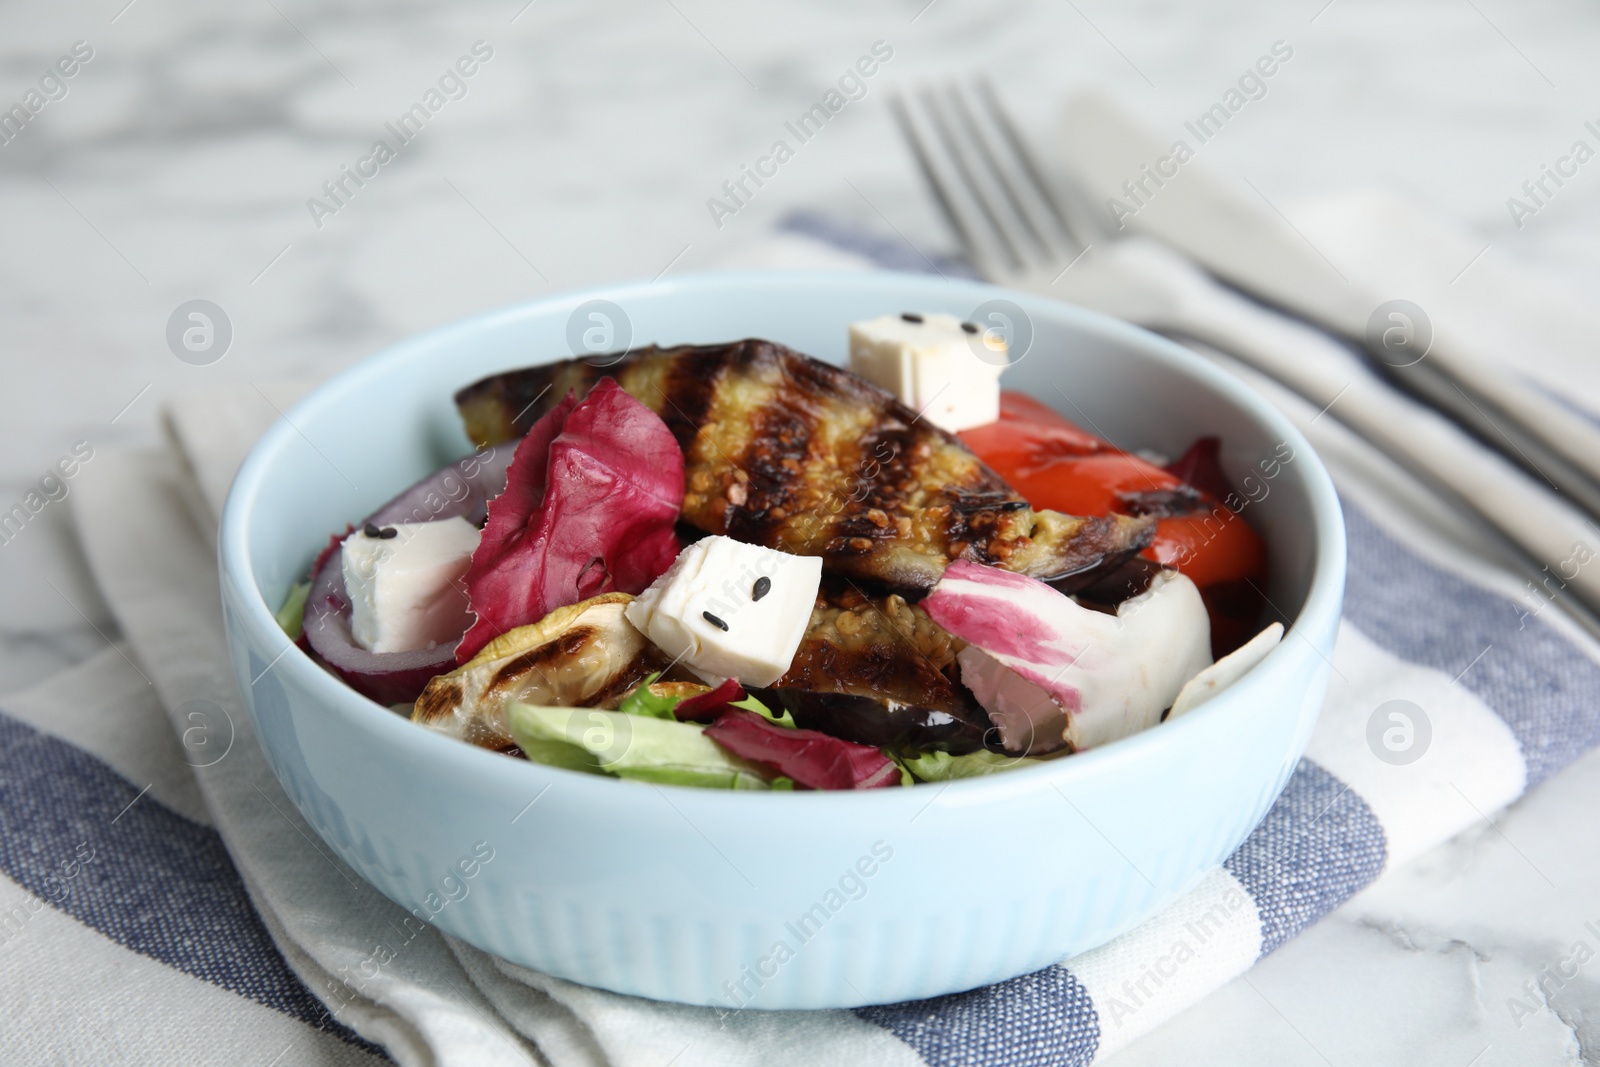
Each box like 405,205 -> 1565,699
516,737 -> 606,775
614,677 -> 797,728
508,703 -> 771,789
886,750 -> 916,786
901,749 -> 1038,782
730,693 -> 795,728
276,580 -> 312,640
616,672 -> 678,719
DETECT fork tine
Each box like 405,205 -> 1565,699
945,84 -> 1079,265
910,88 -> 1028,273
888,94 -> 1005,275
973,80 -> 1107,249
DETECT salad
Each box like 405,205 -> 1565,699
280,312 -> 1284,791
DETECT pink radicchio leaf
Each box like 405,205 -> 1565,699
703,710 -> 902,790
456,378 -> 684,663
672,679 -> 747,722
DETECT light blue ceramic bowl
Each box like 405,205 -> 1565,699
219,271 -> 1345,1010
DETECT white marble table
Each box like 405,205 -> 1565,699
2,0 -> 1597,1061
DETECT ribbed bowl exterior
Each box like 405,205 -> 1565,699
219,271 -> 1345,1009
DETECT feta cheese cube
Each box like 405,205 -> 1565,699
848,312 -> 1005,432
341,518 -> 480,653
624,535 -> 823,687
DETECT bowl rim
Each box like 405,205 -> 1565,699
220,268 -> 1346,809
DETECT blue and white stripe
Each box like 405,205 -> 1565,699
0,649 -> 386,1065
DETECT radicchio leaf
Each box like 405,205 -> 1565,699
703,709 -> 901,790
456,378 -> 684,663
672,679 -> 746,722
1162,437 -> 1233,506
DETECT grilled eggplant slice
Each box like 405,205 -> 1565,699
412,592 -> 671,752
750,583 -> 991,753
455,340 -> 1152,592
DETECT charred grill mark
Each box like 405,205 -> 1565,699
653,345 -> 737,450
828,414 -> 917,550
727,352 -> 822,546
413,678 -> 464,723
939,488 -> 1035,565
485,626 -> 596,696
586,654 -> 675,709
1117,486 -> 1207,518
1039,514 -> 1154,584
948,490 -> 1029,513
456,362 -> 578,444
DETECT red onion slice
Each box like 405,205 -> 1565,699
301,442 -> 516,704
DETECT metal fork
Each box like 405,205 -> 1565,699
892,82 -> 1600,632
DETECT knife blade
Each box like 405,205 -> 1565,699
1056,90 -> 1600,517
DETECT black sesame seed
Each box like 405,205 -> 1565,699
702,611 -> 730,631
960,321 -> 978,334
751,576 -> 772,601
901,312 -> 924,324
377,526 -> 399,539
363,522 -> 382,538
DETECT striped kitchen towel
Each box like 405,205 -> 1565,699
7,204 -> 1600,1066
